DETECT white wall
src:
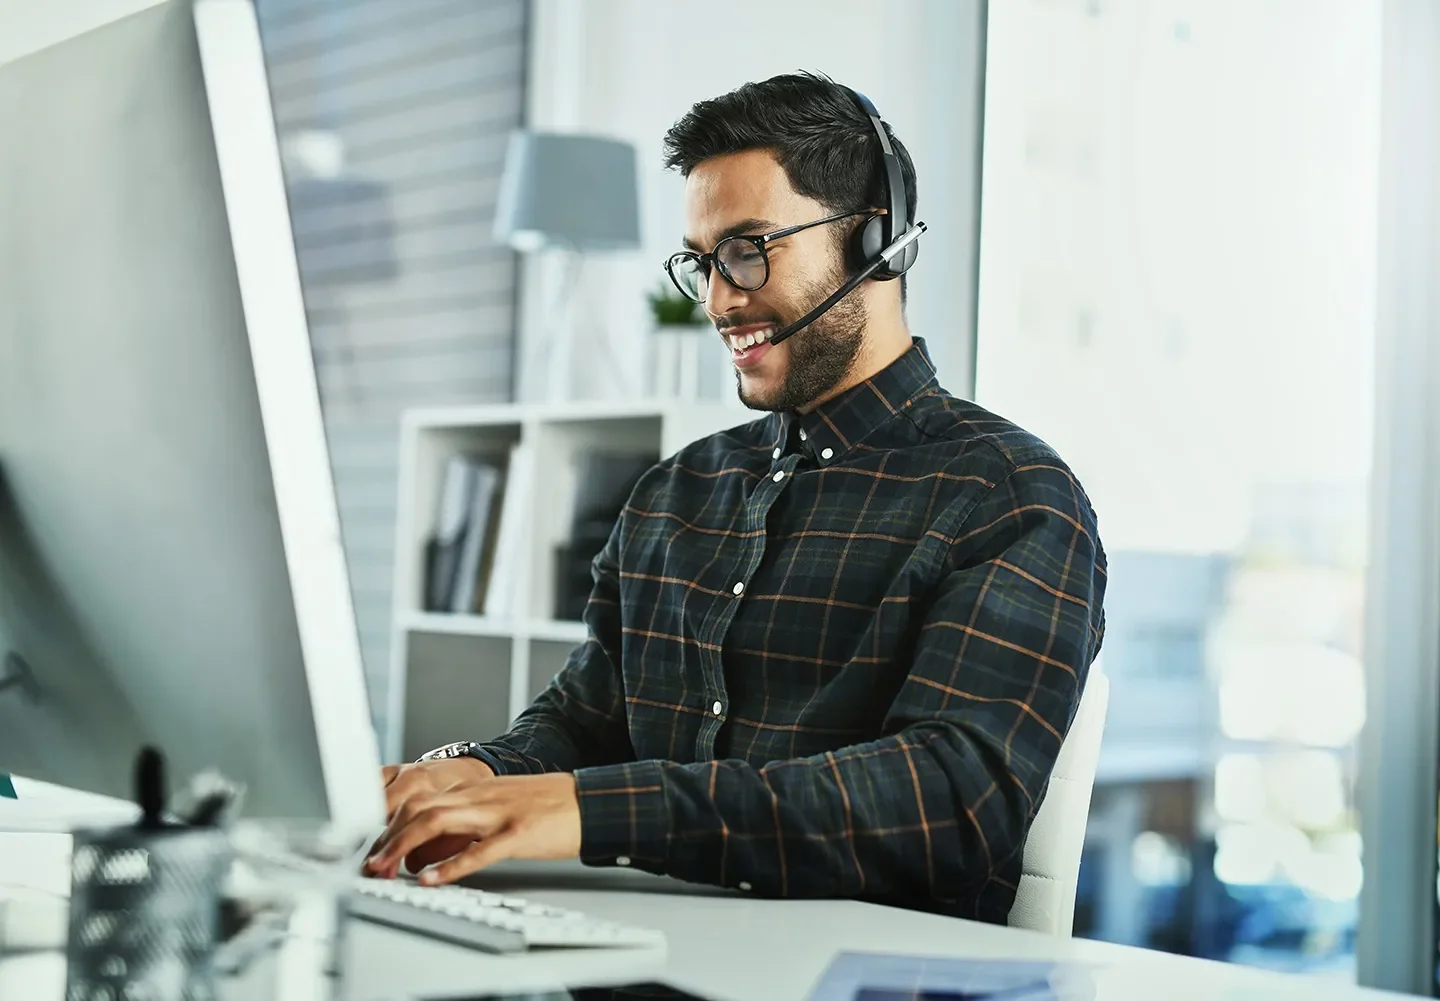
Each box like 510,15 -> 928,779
0,0 -> 165,65
524,0 -> 986,402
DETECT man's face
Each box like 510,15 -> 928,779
682,150 -> 867,412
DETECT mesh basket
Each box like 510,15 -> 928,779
65,825 -> 232,1001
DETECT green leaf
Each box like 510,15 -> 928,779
646,281 -> 702,326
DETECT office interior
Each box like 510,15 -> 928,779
1,0 -> 1438,999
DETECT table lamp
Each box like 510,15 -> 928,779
494,131 -> 640,401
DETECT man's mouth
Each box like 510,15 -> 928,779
720,323 -> 776,354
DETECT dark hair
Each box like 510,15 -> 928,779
662,71 -> 918,297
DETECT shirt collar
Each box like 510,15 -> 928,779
771,337 -> 941,465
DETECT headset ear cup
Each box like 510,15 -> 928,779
852,213 -> 919,281
852,213 -> 888,272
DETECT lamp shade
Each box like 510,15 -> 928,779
493,131 -> 640,252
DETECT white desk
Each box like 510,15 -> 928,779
0,838 -> 1417,1001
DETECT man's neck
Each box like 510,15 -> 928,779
797,321 -> 913,414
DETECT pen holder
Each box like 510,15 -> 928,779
65,824 -> 233,1001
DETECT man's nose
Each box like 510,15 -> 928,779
704,265 -> 750,320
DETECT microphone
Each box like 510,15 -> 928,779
766,221 -> 927,348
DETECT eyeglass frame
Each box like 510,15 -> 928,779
662,209 -> 870,303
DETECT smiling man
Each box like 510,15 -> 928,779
367,72 -> 1108,924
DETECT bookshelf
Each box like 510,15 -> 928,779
384,399 -> 749,762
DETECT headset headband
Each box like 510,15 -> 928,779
850,89 -> 908,245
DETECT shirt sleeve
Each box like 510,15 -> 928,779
472,524 -> 634,775
570,459 -> 1106,915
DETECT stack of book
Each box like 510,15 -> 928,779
421,445 -> 656,623
422,446 -> 531,618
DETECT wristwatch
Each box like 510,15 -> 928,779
417,740 -> 505,776
416,740 -> 485,763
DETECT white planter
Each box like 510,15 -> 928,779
650,323 -> 726,401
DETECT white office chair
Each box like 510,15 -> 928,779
1007,669 -> 1110,936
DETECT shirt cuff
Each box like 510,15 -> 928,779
572,759 -> 670,867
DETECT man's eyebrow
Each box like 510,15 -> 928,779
681,218 -> 777,252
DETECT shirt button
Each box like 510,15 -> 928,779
821,447 -> 834,460
799,429 -> 807,441
616,856 -> 631,867
738,881 -> 752,891
712,700 -> 723,716
732,581 -> 745,595
772,447 -> 781,459
772,470 -> 785,482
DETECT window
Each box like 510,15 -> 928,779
254,0 -> 528,736
978,0 -> 1380,976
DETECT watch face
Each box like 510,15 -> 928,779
421,742 -> 466,761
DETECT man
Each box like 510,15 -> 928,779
366,72 -> 1107,923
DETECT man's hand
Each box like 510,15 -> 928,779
365,772 -> 582,885
382,757 -> 495,811
377,757 -> 494,874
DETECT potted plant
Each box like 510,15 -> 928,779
646,282 -> 705,329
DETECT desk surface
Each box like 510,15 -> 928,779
0,838 -> 1416,1001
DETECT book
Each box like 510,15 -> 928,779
423,455 -> 477,611
481,444 -> 534,620
450,458 -> 504,615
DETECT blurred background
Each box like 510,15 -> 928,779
977,1 -> 1378,977
246,0 -> 1387,978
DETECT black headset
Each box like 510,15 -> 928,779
762,86 -> 927,347
848,88 -> 920,281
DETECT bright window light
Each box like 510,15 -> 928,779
1214,753 -> 1267,823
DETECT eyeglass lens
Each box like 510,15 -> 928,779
668,237 -> 768,302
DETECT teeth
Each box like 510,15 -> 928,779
728,328 -> 773,352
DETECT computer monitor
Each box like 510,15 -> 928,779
0,0 -> 385,838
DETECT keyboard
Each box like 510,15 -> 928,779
236,832 -> 664,955
343,878 -> 666,954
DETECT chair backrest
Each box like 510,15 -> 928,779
1007,669 -> 1110,935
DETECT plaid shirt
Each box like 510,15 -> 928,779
474,338 -> 1107,922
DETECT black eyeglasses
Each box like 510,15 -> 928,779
663,210 -> 868,304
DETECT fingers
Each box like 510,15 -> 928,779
381,764 -> 401,786
370,800 -> 425,874
403,834 -> 476,874
368,795 -> 499,877
418,831 -> 519,886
